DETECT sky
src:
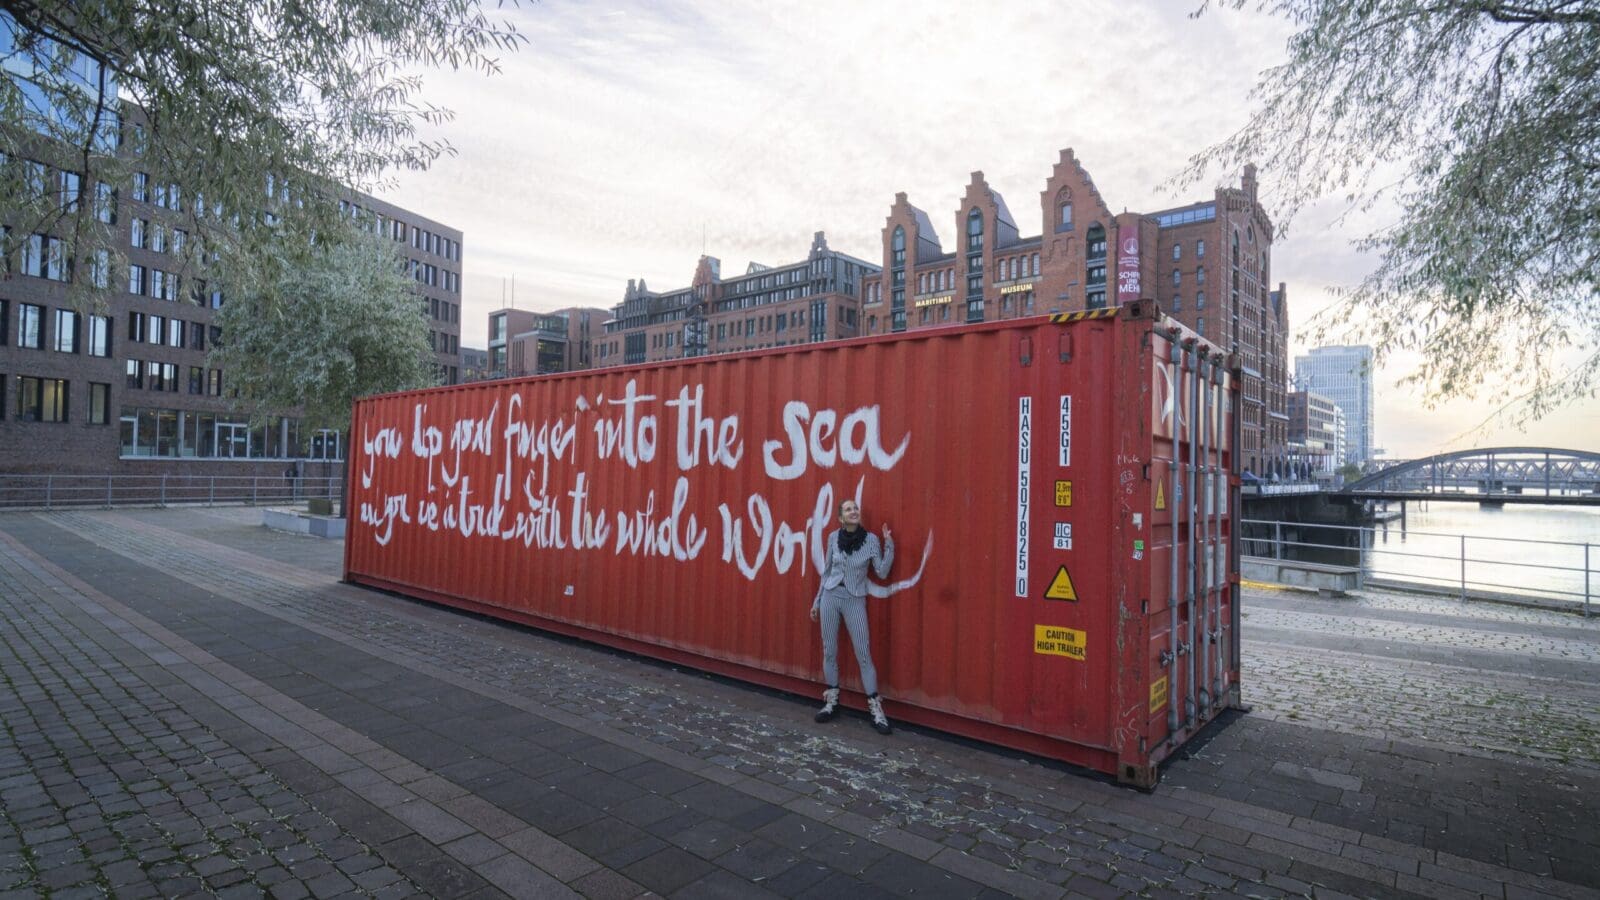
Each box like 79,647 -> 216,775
375,0 -> 1599,460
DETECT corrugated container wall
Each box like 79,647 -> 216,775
344,301 -> 1241,785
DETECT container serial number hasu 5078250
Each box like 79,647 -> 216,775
344,301 -> 1241,786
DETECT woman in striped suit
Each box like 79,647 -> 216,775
810,499 -> 895,734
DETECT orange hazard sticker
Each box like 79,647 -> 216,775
1150,676 -> 1169,713
1034,625 -> 1086,660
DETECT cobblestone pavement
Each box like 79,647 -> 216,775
2,508 -> 1598,899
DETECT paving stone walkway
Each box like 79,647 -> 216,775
1,507 -> 1597,899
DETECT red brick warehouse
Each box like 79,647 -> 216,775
859,151 -> 1288,472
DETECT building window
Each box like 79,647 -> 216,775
1172,269 -> 1181,287
966,209 -> 983,251
53,309 -> 79,353
1197,266 -> 1206,285
1173,294 -> 1182,313
16,376 -> 68,422
19,235 -> 67,281
131,217 -> 146,248
1086,224 -> 1107,261
88,248 -> 110,288
892,226 -> 905,266
89,383 -> 110,424
168,318 -> 183,347
20,234 -> 42,277
1056,189 -> 1072,232
19,304 -> 44,349
85,315 -> 111,357
133,172 -> 148,202
1032,253 -> 1040,277
1173,244 -> 1182,261
1197,240 -> 1205,258
129,264 -> 145,295
1197,291 -> 1205,309
93,182 -> 116,223
45,236 -> 67,281
189,366 -> 204,394
189,322 -> 206,350
126,359 -> 142,389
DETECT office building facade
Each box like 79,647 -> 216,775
487,306 -> 612,378
1288,389 -> 1344,475
1295,345 -> 1375,466
0,13 -> 463,475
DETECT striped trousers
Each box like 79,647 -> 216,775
818,585 -> 878,696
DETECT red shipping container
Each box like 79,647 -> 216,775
344,301 -> 1240,786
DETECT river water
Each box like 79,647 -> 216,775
1360,503 -> 1599,605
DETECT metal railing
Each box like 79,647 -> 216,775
1242,518 -> 1593,616
0,474 -> 344,510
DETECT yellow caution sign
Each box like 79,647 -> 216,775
1034,625 -> 1086,660
1054,480 -> 1073,507
1043,566 -> 1078,601
1154,482 -> 1166,510
1150,676 -> 1169,713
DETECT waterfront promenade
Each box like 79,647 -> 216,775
2,507 -> 1597,899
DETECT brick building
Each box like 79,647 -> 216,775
860,150 -> 1288,472
1150,167 -> 1288,474
594,232 -> 877,366
860,152 -> 1154,333
487,306 -> 611,377
0,15 -> 463,475
0,188 -> 462,475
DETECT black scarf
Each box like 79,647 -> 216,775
837,526 -> 867,555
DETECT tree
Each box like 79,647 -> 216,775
1338,462 -> 1364,485
0,0 -> 520,311
1182,1 -> 1600,422
210,224 -> 435,433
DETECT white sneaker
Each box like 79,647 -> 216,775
815,687 -> 840,723
867,695 -> 892,735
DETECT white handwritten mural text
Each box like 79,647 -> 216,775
356,379 -> 930,596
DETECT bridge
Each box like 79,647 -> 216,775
1340,447 -> 1600,505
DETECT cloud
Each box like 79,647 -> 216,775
371,0 -> 1599,457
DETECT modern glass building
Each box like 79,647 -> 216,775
1295,345 -> 1374,466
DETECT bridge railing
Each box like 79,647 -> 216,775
1243,518 -> 1593,616
0,474 -> 344,510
